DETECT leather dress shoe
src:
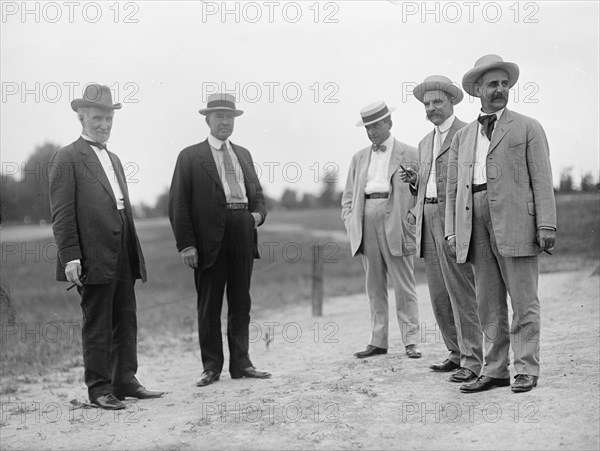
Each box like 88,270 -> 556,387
449,368 -> 478,383
512,374 -> 538,393
405,344 -> 422,359
354,345 -> 387,359
460,375 -> 510,393
196,370 -> 221,387
231,366 -> 271,379
430,359 -> 460,372
114,386 -> 164,401
91,394 -> 125,410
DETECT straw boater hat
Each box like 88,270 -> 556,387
71,84 -> 122,111
199,93 -> 244,116
462,54 -> 520,97
356,101 -> 395,127
413,75 -> 464,104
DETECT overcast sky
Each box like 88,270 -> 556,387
1,0 -> 598,205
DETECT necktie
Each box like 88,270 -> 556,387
84,140 -> 107,150
434,127 -> 442,160
219,143 -> 244,200
371,144 -> 387,152
478,114 -> 497,141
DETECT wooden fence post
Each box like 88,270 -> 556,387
311,243 -> 323,317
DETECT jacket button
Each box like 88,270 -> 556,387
466,185 -> 470,189
466,207 -> 470,211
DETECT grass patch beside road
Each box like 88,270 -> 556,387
1,193 -> 597,378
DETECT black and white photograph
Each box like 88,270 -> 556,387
1,1 -> 598,449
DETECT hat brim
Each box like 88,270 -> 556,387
462,62 -> 519,97
71,99 -> 122,112
413,82 -> 464,104
199,107 -> 244,117
356,107 -> 396,127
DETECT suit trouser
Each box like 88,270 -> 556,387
470,191 -> 541,378
361,198 -> 420,348
422,203 -> 483,373
78,209 -> 140,400
194,209 -> 255,374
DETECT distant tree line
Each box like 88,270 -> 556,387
1,143 -> 597,225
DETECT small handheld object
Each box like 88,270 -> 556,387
66,274 -> 86,291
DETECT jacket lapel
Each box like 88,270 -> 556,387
421,131 -> 435,187
77,138 -> 117,204
198,140 -> 224,191
387,139 -> 404,181
488,109 -> 512,154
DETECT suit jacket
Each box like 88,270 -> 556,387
445,108 -> 556,263
49,137 -> 147,284
168,139 -> 266,270
341,138 -> 418,257
411,117 -> 466,257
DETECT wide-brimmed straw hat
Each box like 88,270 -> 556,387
462,54 -> 519,97
413,75 -> 464,104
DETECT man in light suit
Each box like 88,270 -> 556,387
169,93 -> 270,387
400,76 -> 483,383
342,101 -> 422,359
50,84 -> 163,410
445,55 -> 556,393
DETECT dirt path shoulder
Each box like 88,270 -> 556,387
1,271 -> 598,450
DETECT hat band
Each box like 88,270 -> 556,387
207,99 -> 236,110
361,106 -> 389,124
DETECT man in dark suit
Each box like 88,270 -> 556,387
49,84 -> 163,410
446,55 -> 557,393
169,93 -> 270,387
400,76 -> 483,383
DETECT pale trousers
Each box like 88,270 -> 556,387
422,203 -> 483,374
470,191 -> 541,378
361,198 -> 420,348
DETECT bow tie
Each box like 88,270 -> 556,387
478,114 -> 497,141
371,144 -> 387,152
84,140 -> 107,150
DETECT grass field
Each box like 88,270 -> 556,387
1,193 -> 598,380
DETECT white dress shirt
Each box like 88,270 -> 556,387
425,115 -> 455,198
473,108 -> 505,184
82,134 -> 125,210
365,134 -> 395,195
208,134 -> 248,204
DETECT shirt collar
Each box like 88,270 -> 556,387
378,134 -> 394,152
436,115 -> 455,134
208,134 -> 230,150
81,134 -> 107,150
479,108 -> 505,121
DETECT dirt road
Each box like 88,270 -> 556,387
1,270 -> 598,450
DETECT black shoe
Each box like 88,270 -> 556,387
354,345 -> 387,359
196,370 -> 221,387
231,366 -> 271,379
511,374 -> 538,393
405,344 -> 422,359
449,368 -> 478,383
114,386 -> 164,401
91,394 -> 125,410
460,375 -> 510,393
430,359 -> 460,372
